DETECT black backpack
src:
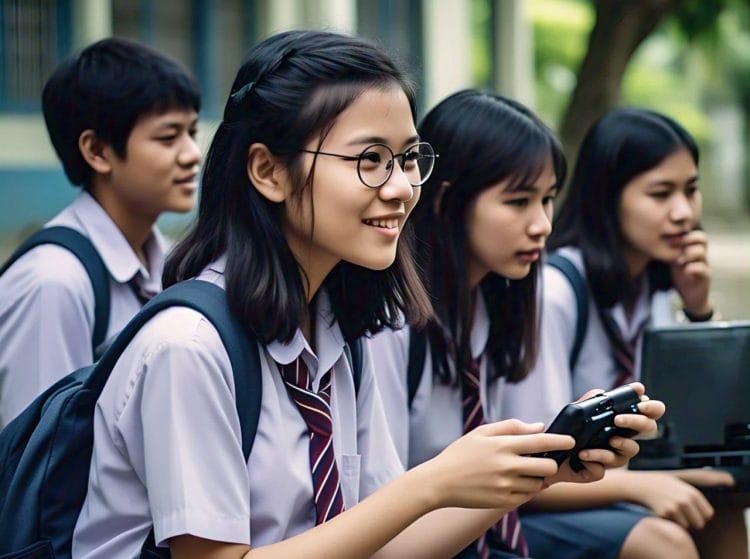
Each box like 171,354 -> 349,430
405,253 -> 588,408
0,226 -> 111,353
0,279 -> 363,559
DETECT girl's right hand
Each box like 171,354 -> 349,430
623,471 -> 721,530
418,419 -> 575,511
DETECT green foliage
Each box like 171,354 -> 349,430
672,0 -> 732,40
531,0 -> 592,127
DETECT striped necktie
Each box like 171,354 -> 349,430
597,308 -> 649,389
278,356 -> 345,524
127,275 -> 156,306
461,357 -> 529,558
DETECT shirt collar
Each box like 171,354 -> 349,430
609,277 -> 652,338
69,191 -> 167,285
267,289 -> 345,380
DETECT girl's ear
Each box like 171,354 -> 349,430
433,180 -> 451,215
78,130 -> 113,175
247,143 -> 291,203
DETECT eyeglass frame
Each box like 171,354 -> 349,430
298,141 -> 438,188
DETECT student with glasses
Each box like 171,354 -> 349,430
71,31 -> 662,559
370,90 -> 669,559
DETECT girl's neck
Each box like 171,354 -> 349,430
622,245 -> 650,281
467,260 -> 488,291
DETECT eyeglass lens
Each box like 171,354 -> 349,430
357,143 -> 435,188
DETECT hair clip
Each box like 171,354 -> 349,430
230,81 -> 256,106
229,47 -> 298,109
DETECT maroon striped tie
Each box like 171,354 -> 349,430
462,357 -> 528,558
279,356 -> 345,524
597,310 -> 649,389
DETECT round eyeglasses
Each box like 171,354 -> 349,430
299,141 -> 438,188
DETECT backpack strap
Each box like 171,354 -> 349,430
546,253 -> 589,371
407,328 -> 427,409
0,226 -> 110,352
90,280 -> 260,460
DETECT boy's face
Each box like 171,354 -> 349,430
105,108 -> 200,220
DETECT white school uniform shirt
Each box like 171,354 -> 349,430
0,191 -> 166,428
72,259 -> 403,558
501,247 -> 675,426
371,292 -> 508,468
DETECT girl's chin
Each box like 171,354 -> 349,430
348,254 -> 397,271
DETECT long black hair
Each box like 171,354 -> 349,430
164,30 -> 431,343
414,90 -> 566,384
548,107 -> 699,309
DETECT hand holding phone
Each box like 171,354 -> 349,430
534,385 -> 641,471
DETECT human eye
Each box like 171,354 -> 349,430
649,190 -> 670,199
188,127 -> 198,139
505,197 -> 529,208
154,127 -> 180,144
686,183 -> 700,197
359,147 -> 386,169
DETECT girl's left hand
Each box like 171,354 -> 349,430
545,383 -> 665,485
670,229 -> 712,316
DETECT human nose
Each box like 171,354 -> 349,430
669,192 -> 695,223
178,134 -> 202,167
528,202 -> 552,237
379,159 -> 414,202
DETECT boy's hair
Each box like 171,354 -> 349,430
548,107 -> 699,309
164,29 -> 432,344
42,37 -> 201,189
414,89 -> 567,384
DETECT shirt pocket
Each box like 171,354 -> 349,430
340,453 -> 361,509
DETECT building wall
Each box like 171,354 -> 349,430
0,0 -> 530,239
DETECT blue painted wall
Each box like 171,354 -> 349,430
0,167 -> 195,242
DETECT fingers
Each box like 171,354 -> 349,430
675,230 -> 708,265
578,446 -> 626,467
689,493 -> 715,529
509,474 -> 548,494
662,490 -> 714,530
674,468 -> 736,488
478,419 -> 545,437
505,433 -> 575,455
547,458 -> 605,485
614,413 -> 657,438
606,437 -> 640,462
632,400 -> 667,427
627,382 -> 645,399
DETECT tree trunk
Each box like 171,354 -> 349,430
559,0 -> 678,163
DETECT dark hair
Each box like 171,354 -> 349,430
164,30 -> 431,344
549,107 -> 700,308
42,37 -> 200,188
414,89 -> 567,384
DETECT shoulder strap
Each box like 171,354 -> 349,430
546,253 -> 588,371
0,226 -> 110,352
90,280 -> 260,460
348,338 -> 364,396
407,328 -> 427,409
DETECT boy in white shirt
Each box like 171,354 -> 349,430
0,37 -> 201,428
